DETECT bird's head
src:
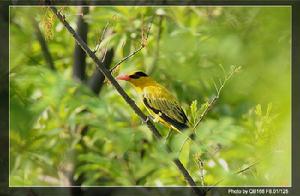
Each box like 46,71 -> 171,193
116,71 -> 155,89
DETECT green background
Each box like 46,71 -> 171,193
9,6 -> 291,186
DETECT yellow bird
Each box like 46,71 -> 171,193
116,71 -> 189,132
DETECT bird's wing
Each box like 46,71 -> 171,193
143,86 -> 189,130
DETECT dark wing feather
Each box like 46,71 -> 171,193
143,97 -> 189,130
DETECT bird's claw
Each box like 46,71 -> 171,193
143,116 -> 153,123
153,113 -> 161,123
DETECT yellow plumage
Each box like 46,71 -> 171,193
117,71 -> 189,132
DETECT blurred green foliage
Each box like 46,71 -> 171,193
9,6 -> 290,186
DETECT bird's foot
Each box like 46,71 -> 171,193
153,113 -> 161,123
143,115 -> 154,123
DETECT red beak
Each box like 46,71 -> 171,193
116,74 -> 130,81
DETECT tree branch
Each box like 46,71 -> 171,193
49,6 -> 204,195
33,19 -> 55,70
87,48 -> 114,94
73,6 -> 89,81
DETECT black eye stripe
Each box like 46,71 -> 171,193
129,71 -> 148,79
129,75 -> 141,79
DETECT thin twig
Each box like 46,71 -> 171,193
110,45 -> 144,72
93,21 -> 110,54
194,65 -> 241,130
234,160 -> 259,175
49,7 -> 204,195
193,96 -> 218,130
110,16 -> 154,73
101,44 -> 109,63
210,160 -> 259,188
179,66 -> 241,162
194,153 -> 206,186
199,159 -> 205,186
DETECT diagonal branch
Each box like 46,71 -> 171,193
49,6 -> 205,195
